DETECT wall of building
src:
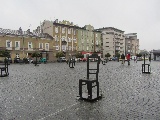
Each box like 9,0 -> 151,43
0,34 -> 54,62
125,33 -> 139,56
77,25 -> 101,53
41,20 -> 78,59
97,27 -> 125,58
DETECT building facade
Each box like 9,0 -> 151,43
125,33 -> 139,56
0,27 -> 54,62
97,27 -> 125,58
151,50 -> 160,61
41,19 -> 79,59
77,25 -> 101,57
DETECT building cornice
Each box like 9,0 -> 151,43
96,27 -> 125,33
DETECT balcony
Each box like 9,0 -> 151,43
115,44 -> 120,47
115,47 -> 120,51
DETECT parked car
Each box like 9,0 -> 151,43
109,58 -> 112,61
80,58 -> 87,62
112,57 -> 116,61
57,57 -> 66,62
137,57 -> 142,61
14,58 -> 23,63
27,58 -> 33,63
39,58 -> 47,63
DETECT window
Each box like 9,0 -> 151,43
68,28 -> 71,34
81,39 -> 84,43
55,27 -> 58,33
96,34 -> 98,37
39,43 -> 43,50
62,45 -> 66,51
15,41 -> 19,47
106,42 -> 109,43
68,38 -> 71,42
56,46 -> 59,50
82,45 -> 84,50
96,41 -> 98,45
45,43 -> 49,51
15,41 -> 20,50
28,42 -> 33,50
87,46 -> 89,50
56,36 -> 59,41
73,30 -> 76,35
73,46 -> 76,50
54,35 -> 59,41
62,28 -> 65,34
6,40 -> 12,50
69,46 -> 71,50
73,39 -> 77,43
62,37 -> 66,41
7,41 -> 11,47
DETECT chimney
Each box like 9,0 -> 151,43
27,29 -> 30,34
18,27 -> 23,34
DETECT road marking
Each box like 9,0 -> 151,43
38,102 -> 78,120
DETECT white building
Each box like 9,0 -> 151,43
96,27 -> 125,58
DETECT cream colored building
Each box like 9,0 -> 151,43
40,19 -> 79,59
77,25 -> 101,55
96,27 -> 125,58
0,27 -> 54,62
125,33 -> 139,56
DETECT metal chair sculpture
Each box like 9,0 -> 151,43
69,58 -> 75,68
0,59 -> 9,77
142,54 -> 151,74
79,55 -> 102,102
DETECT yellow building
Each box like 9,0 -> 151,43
0,28 -> 54,62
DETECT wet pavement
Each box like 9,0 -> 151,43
0,60 -> 160,120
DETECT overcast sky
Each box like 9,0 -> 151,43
0,0 -> 159,51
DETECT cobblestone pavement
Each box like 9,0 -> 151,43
0,60 -> 160,120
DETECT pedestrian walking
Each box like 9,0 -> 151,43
126,53 -> 130,65
121,53 -> 125,64
135,56 -> 137,63
134,57 -> 136,63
